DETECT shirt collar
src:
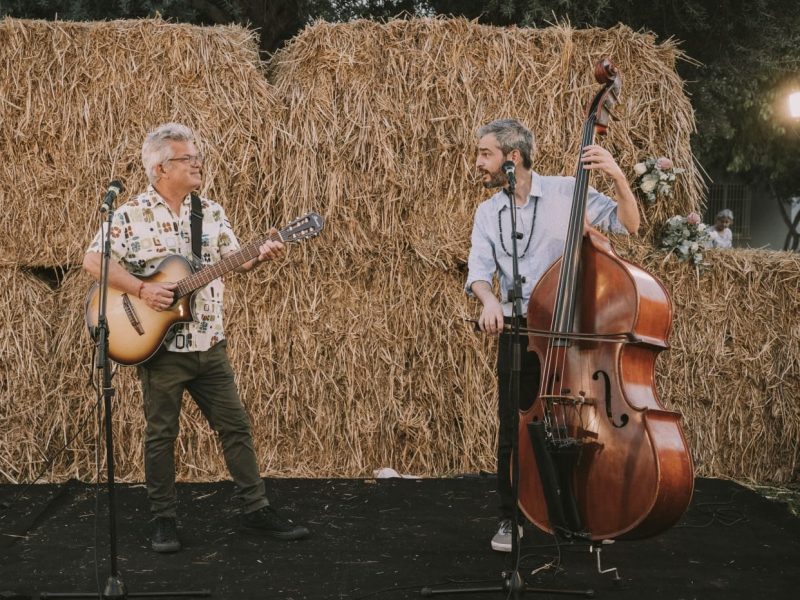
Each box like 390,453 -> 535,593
493,171 -> 542,211
147,184 -> 191,208
529,171 -> 543,200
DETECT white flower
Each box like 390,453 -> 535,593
640,177 -> 658,193
634,156 -> 683,205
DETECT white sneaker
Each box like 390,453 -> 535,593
490,519 -> 523,552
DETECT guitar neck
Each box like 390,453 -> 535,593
173,231 -> 281,298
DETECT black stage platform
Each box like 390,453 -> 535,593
1,476 -> 798,599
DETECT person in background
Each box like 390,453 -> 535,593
708,208 -> 734,248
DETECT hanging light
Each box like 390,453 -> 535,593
789,90 -> 800,119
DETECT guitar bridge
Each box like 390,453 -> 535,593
122,293 -> 145,336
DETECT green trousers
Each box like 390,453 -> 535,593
137,340 -> 269,518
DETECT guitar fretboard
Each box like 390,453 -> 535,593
173,231 -> 281,298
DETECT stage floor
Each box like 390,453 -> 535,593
1,476 -> 798,599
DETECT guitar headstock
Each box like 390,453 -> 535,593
279,212 -> 325,243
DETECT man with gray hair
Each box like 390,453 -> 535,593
466,118 -> 640,552
83,123 -> 309,552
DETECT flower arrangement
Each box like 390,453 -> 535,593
633,156 -> 684,204
660,212 -> 712,265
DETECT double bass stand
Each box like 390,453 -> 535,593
420,169 -> 593,599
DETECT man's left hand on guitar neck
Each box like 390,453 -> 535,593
237,227 -> 284,273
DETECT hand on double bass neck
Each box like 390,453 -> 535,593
580,144 -> 625,179
580,144 -> 640,233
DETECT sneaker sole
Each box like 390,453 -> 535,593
151,540 -> 181,553
491,540 -> 512,552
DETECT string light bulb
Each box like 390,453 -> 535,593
788,90 -> 800,119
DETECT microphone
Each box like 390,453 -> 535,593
99,180 -> 125,213
502,161 -> 516,186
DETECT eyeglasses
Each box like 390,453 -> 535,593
166,154 -> 204,167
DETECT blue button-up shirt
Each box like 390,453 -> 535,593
465,171 -> 628,316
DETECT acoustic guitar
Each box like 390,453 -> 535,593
85,212 -> 324,366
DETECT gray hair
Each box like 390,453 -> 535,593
141,123 -> 196,184
476,119 -> 536,169
716,208 -> 734,221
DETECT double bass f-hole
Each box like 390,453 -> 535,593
592,369 -> 628,429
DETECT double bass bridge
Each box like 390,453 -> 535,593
540,392 -> 600,443
540,391 -> 595,407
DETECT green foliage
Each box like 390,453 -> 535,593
300,0 -> 432,22
0,0 -> 244,23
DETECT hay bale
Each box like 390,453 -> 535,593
224,253 -> 497,476
260,17 -> 706,478
269,18 -> 703,269
0,269 -> 58,482
1,17 -> 796,486
659,250 -> 800,482
0,17 -> 282,268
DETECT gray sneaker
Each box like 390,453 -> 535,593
490,519 -> 523,552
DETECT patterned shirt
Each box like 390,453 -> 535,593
466,171 -> 629,316
87,185 -> 240,352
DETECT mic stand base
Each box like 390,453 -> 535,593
421,570 -> 594,598
41,577 -> 211,599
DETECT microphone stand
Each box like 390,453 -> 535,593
420,169 -> 592,599
43,205 -> 209,599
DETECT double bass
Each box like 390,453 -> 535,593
515,59 -> 694,541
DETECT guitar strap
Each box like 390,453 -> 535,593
190,192 -> 203,270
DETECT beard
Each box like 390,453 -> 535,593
480,171 -> 507,189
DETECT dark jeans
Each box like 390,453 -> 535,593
496,318 -> 541,519
137,340 -> 269,518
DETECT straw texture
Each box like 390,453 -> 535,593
0,17 -> 282,267
0,17 -> 796,485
